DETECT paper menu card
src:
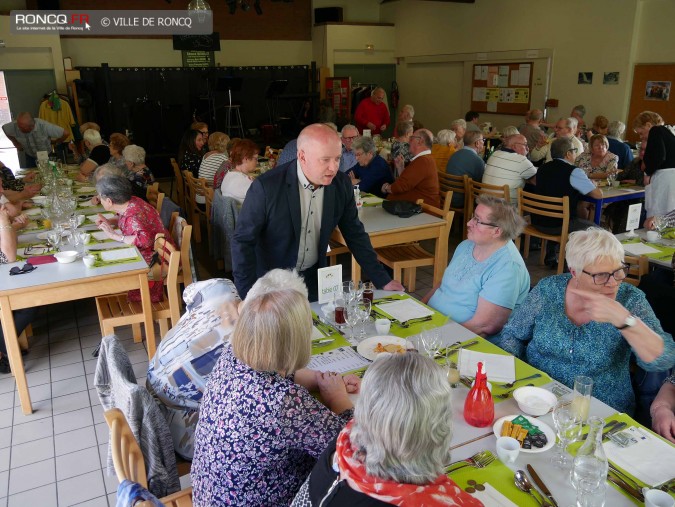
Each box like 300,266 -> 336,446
375,299 -> 433,322
100,248 -> 138,261
92,230 -> 120,241
604,426 -> 675,486
622,243 -> 661,255
458,349 -> 516,383
87,213 -> 115,222
307,346 -> 371,373
468,483 -> 519,507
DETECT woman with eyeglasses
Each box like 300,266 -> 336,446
423,194 -> 530,339
496,228 -> 675,415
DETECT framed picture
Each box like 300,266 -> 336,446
645,81 -> 671,101
603,72 -> 619,85
578,72 -> 593,85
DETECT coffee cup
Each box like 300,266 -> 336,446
644,489 -> 675,507
375,318 -> 390,335
646,230 -> 660,242
83,254 -> 96,267
612,180 -> 620,188
496,436 -> 520,464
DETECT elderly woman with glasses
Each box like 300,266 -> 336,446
424,195 -> 530,339
347,136 -> 393,198
291,353 -> 482,507
496,228 -> 675,415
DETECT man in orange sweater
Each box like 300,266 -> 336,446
382,129 -> 440,208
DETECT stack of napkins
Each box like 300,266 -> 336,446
376,299 -> 433,321
604,426 -> 675,486
458,349 -> 515,383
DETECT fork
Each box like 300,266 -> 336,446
445,450 -> 495,472
495,383 -> 535,399
496,373 -> 543,389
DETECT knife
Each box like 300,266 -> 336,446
527,464 -> 559,507
607,471 -> 645,502
602,422 -> 627,441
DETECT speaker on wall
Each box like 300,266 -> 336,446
314,7 -> 343,24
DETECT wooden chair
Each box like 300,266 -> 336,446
95,236 -> 181,358
465,179 -> 510,238
171,158 -> 186,211
438,172 -> 467,214
183,170 -> 208,243
375,204 -> 454,292
516,189 -> 570,275
170,211 -> 195,291
623,254 -> 649,286
104,408 -> 193,507
146,182 -> 160,209
204,186 -> 215,246
439,190 -> 453,214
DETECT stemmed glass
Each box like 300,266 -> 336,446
46,230 -> 62,252
344,300 -> 361,343
420,325 -> 441,359
551,396 -> 582,469
356,298 -> 372,340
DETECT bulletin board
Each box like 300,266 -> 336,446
325,77 -> 352,121
470,62 -> 533,115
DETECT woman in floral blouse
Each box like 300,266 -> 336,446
191,279 -> 359,507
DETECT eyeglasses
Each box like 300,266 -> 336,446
9,263 -> 38,276
343,135 -> 358,141
354,151 -> 365,158
567,148 -> 579,153
514,142 -> 529,149
470,214 -> 498,228
199,130 -> 209,136
582,264 -> 629,285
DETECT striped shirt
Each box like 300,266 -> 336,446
482,149 -> 537,203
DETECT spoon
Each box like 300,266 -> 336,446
498,373 -> 543,389
515,470 -> 547,507
496,383 -> 535,399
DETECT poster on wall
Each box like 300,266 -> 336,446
603,72 -> 620,85
578,72 -> 593,85
645,81 -> 671,101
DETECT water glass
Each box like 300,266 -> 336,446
334,295 -> 346,327
362,282 -> 374,303
344,300 -> 361,342
420,325 -> 440,359
46,230 -> 62,252
575,477 -> 606,507
551,397 -> 582,469
356,299 -> 371,340
573,375 -> 593,422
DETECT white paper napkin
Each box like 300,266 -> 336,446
604,426 -> 675,486
92,230 -> 120,241
376,299 -> 433,322
311,326 -> 325,339
467,483 -> 519,507
458,349 -> 516,383
23,208 -> 42,217
100,248 -> 138,261
87,213 -> 115,222
622,243 -> 661,255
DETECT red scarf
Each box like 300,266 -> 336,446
335,421 -> 484,507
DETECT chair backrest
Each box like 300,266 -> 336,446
518,188 -> 571,234
467,178 -> 510,216
204,186 -> 215,222
624,254 -> 649,286
104,408 -> 148,488
439,190 -> 454,213
171,158 -> 185,209
146,182 -> 160,209
154,236 -> 182,323
438,172 -> 467,214
170,213 -> 194,287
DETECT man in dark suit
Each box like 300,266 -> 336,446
232,123 -> 404,300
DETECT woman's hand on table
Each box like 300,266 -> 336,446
97,219 -> 116,238
342,374 -> 361,394
652,406 -> 675,443
383,280 -> 405,292
317,371 -> 353,414
12,214 -> 29,230
95,213 -> 111,227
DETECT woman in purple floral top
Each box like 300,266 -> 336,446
191,283 -> 358,507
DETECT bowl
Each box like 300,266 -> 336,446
54,251 -> 78,264
512,386 -> 557,416
82,254 -> 96,267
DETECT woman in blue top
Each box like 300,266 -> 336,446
424,195 -> 530,338
347,136 -> 393,198
496,228 -> 675,415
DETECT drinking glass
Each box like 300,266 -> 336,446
572,375 -> 593,422
356,299 -> 372,340
46,230 -> 62,252
333,295 -> 346,328
420,325 -> 440,359
350,280 -> 364,302
551,397 -> 582,469
344,300 -> 361,342
362,282 -> 374,303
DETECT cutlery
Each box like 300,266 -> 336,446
602,422 -> 627,441
608,462 -> 642,492
514,470 -> 549,507
311,338 -> 335,347
607,471 -> 645,502
497,373 -> 543,389
442,339 -> 480,357
582,419 -> 619,440
527,464 -> 559,507
446,450 -> 495,472
496,383 -> 535,399
373,296 -> 402,303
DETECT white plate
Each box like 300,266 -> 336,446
492,414 -> 555,454
356,336 -> 412,361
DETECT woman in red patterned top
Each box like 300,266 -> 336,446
95,175 -> 174,302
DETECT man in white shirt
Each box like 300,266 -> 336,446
530,117 -> 584,164
2,112 -> 66,168
483,134 -> 537,204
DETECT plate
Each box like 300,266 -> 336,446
356,336 -> 412,361
492,414 -> 555,454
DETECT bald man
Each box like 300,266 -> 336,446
482,134 -> 537,204
354,87 -> 390,135
232,123 -> 404,300
2,112 -> 66,167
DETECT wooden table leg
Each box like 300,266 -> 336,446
351,254 -> 361,284
0,296 -> 32,414
138,273 -> 156,359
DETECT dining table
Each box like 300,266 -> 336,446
581,184 -> 645,225
616,229 -> 675,269
309,290 -> 675,506
331,204 -> 448,286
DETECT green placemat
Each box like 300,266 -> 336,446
441,337 -> 552,402
16,241 -> 58,257
447,454 -> 537,506
22,219 -> 46,232
372,294 -> 449,338
90,247 -> 142,267
361,193 -> 383,207
621,237 -> 675,262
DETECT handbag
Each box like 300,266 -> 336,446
381,200 -> 422,218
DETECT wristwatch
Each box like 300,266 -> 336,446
616,314 -> 638,330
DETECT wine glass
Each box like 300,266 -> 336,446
551,396 -> 582,469
356,298 -> 372,340
420,325 -> 441,359
344,300 -> 361,343
46,230 -> 62,252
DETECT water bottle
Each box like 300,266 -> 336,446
571,416 -> 608,507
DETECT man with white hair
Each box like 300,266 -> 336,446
607,120 -> 634,169
482,134 -> 537,204
339,124 -> 359,172
2,112 -> 66,168
445,130 -> 485,207
530,117 -> 585,164
354,87 -> 390,135
76,128 -> 111,181
449,119 -> 467,148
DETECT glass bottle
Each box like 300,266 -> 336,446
571,416 -> 608,507
463,362 -> 494,427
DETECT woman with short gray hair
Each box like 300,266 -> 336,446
425,194 -> 530,339
291,353 -> 482,507
431,128 -> 458,172
123,144 -> 155,190
348,136 -> 393,198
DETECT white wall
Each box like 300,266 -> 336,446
634,0 -> 675,63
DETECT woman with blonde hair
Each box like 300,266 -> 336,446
198,131 -> 230,182
431,128 -> 458,172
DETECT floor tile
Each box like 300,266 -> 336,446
48,328 -> 80,343
94,422 -> 109,446
12,398 -> 52,422
127,349 -> 150,365
0,471 -> 8,499
56,446 -> 101,481
73,496 -> 110,507
0,394 -> 13,412
51,362 -> 85,383
11,417 -> 53,445
107,491 -> 117,506
57,469 -> 106,506
0,410 -> 12,430
52,390 -> 91,416
23,356 -> 51,374
7,483 -> 57,507
132,362 -> 148,379
49,350 -> 83,369
79,335 -> 103,349
51,375 -> 88,399
26,369 -> 51,388
79,324 -> 103,339
49,338 -> 82,355
10,436 -> 54,468
0,380 -> 14,397
0,449 -> 8,473
14,383 -> 51,407
49,318 -> 78,332
0,430 -> 10,450
120,340 -> 146,352
53,407 -> 93,435
81,346 -> 99,360
102,467 -> 118,494
84,359 -> 97,375
86,373 -> 96,389
7,458 -> 55,495
24,345 -> 50,360
55,426 -> 97,456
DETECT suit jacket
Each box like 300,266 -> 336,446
388,154 -> 440,208
232,161 -> 391,299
